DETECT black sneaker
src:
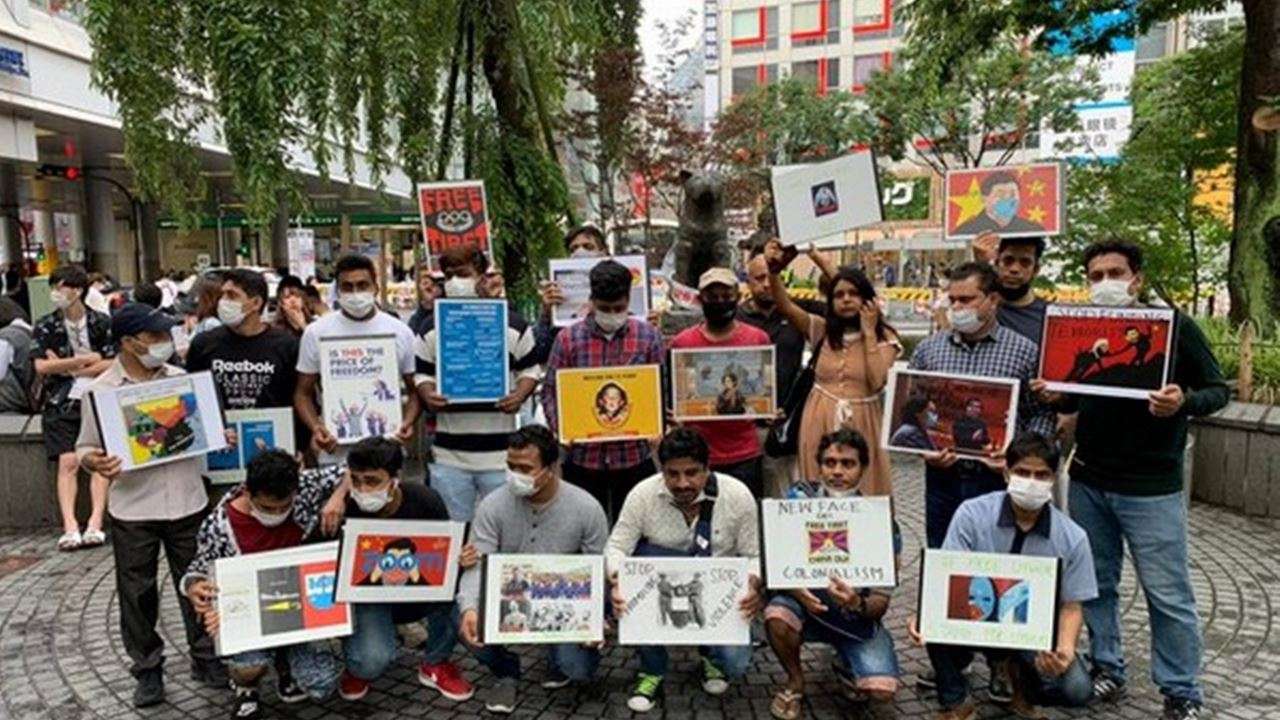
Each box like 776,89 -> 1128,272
133,668 -> 165,708
231,685 -> 261,720
1162,698 -> 1203,720
275,669 -> 308,704
1091,671 -> 1126,704
191,658 -> 229,689
915,669 -> 937,690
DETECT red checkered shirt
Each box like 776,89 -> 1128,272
541,315 -> 664,470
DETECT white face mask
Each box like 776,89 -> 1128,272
506,469 -> 538,497
351,484 -> 393,513
1090,278 -> 1135,307
594,310 -> 628,334
444,276 -> 478,298
51,289 -> 74,310
250,503 -> 293,527
217,298 -> 247,327
338,291 -> 377,318
571,247 -> 605,259
1007,474 -> 1054,511
137,341 -> 174,369
948,307 -> 984,334
823,485 -> 857,498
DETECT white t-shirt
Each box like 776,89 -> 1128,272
297,309 -> 416,376
64,317 -> 90,355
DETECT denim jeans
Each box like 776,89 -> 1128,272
766,594 -> 899,690
473,643 -> 599,681
343,603 -> 459,680
429,463 -> 506,522
1069,481 -> 1202,703
926,644 -> 1091,709
924,464 -> 1005,549
227,643 -> 339,700
636,645 -> 753,679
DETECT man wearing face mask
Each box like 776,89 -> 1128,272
909,433 -> 1096,720
295,254 -> 421,464
542,260 -> 665,522
531,225 -> 610,365
75,303 -> 223,706
668,268 -> 771,497
181,451 -> 347,719
456,425 -> 609,714
1031,241 -> 1227,720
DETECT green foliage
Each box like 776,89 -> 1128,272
1197,316 -> 1280,403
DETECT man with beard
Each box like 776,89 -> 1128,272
989,236 -> 1048,346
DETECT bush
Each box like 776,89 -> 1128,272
1197,317 -> 1280,404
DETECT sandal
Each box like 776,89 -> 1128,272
770,688 -> 803,720
81,528 -> 107,547
57,531 -> 82,552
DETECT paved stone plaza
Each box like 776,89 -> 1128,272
1,459 -> 1277,720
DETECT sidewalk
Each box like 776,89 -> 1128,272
1,459 -> 1277,720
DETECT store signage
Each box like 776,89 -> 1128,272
0,46 -> 28,78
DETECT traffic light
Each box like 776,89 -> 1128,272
35,164 -> 81,181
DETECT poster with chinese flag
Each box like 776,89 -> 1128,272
417,180 -> 492,270
944,163 -> 1064,241
335,519 -> 466,603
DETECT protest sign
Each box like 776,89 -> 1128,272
944,163 -> 1064,241
480,554 -> 605,645
204,407 -> 295,485
318,334 -> 403,444
335,519 -> 466,603
213,542 -> 352,656
1039,304 -> 1175,400
555,365 -> 663,444
671,346 -> 776,421
770,152 -> 883,248
918,549 -> 1060,652
90,370 -> 227,472
417,180 -> 492,270
434,299 -> 510,403
286,228 -> 316,281
616,557 -> 751,646
882,369 -> 1019,459
761,497 -> 897,590
548,254 -> 650,328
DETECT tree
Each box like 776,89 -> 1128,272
899,0 -> 1278,327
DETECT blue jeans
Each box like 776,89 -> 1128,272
766,594 -> 899,688
343,603 -> 459,680
1069,481 -> 1202,703
926,644 -> 1091,709
474,643 -> 599,681
429,463 -> 506,521
227,643 -> 338,700
924,464 -> 1005,549
637,645 -> 752,679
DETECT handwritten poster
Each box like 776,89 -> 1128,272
616,557 -> 751,646
918,549 -> 1060,652
435,299 -> 510,403
761,497 -> 897,590
318,334 -> 403,444
555,365 -> 663,444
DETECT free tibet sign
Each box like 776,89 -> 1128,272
417,180 -> 493,270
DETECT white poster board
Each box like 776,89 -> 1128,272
287,228 -> 316,281
318,334 -> 403,444
90,370 -> 228,472
480,554 -> 606,645
616,557 -> 751,646
770,152 -> 883,248
760,497 -> 897,590
918,549 -> 1061,652
204,407 -> 296,485
547,254 -> 650,328
213,542 -> 352,656
335,519 -> 467,603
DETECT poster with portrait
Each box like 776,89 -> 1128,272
319,335 -> 403,445
212,542 -> 352,656
334,519 -> 466,603
547,254 -> 650,328
434,299 -> 510,403
770,152 -> 884,248
760,497 -> 897,590
204,408 -> 296,485
1039,305 -> 1175,400
918,549 -> 1061,652
417,180 -> 492,270
671,346 -> 776,421
881,368 -> 1019,459
944,162 -> 1064,241
616,557 -> 751,646
480,554 -> 606,645
554,365 -> 663,444
90,370 -> 227,472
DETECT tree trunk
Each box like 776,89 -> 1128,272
1228,0 -> 1280,327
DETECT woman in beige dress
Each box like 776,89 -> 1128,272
769,258 -> 901,496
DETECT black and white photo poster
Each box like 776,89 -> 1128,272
616,557 -> 751,646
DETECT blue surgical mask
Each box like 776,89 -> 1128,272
993,197 -> 1019,221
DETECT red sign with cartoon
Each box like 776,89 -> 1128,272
335,519 -> 467,603
349,534 -> 452,588
882,369 -> 1020,459
944,162 -> 1064,241
1039,305 -> 1176,400
417,180 -> 492,270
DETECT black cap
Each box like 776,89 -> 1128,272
112,302 -> 178,342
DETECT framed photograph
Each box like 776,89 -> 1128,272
212,542 -> 352,656
771,152 -> 884,248
204,407 -> 296,485
417,180 -> 492,271
480,554 -> 606,645
917,549 -> 1061,652
671,346 -> 776,421
616,557 -> 751,646
555,365 -> 663,444
943,162 -> 1065,241
90,370 -> 227,472
319,334 -> 403,445
881,368 -> 1019,459
435,299 -> 510,403
335,519 -> 467,603
548,255 -> 650,328
760,497 -> 897,590
1039,304 -> 1176,400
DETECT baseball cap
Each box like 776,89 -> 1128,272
698,267 -> 739,291
112,302 -> 178,342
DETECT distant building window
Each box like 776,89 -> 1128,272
852,52 -> 889,92
793,0 -> 841,47
854,0 -> 890,34
732,65 -> 778,97
732,7 -> 779,54
1135,22 -> 1168,64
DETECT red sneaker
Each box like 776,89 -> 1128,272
419,661 -> 475,702
339,670 -> 370,701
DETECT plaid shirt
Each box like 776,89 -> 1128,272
542,315 -> 664,470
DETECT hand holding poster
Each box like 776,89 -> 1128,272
548,255 -> 650,328
91,370 -> 227,472
1038,304 -> 1175,399
554,365 -> 663,444
917,549 -> 1060,652
770,152 -> 883,248
205,408 -> 296,485
481,554 -> 606,645
434,299 -> 510,403
944,163 -> 1064,241
761,497 -> 897,590
335,519 -> 466,603
319,335 -> 403,444
881,369 -> 1019,459
671,346 -> 776,421
616,557 -> 751,646
418,180 -> 492,270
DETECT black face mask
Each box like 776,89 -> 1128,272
997,282 -> 1031,302
702,300 -> 738,327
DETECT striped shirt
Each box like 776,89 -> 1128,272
414,309 -> 541,471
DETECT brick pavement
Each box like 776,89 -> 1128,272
1,459 -> 1278,720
